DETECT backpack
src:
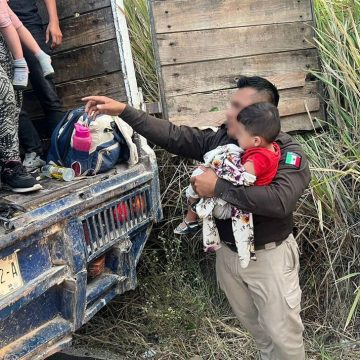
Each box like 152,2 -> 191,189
47,107 -> 130,175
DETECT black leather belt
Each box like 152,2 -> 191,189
224,240 -> 285,253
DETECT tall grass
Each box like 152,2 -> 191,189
74,0 -> 360,358
124,0 -> 159,103
296,0 -> 360,332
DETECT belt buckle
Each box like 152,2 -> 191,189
264,242 -> 277,250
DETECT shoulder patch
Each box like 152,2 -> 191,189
284,152 -> 302,168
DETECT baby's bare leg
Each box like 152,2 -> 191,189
185,197 -> 199,222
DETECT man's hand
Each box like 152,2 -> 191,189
44,0 -> 62,49
46,21 -> 62,49
82,96 -> 127,118
190,167 -> 218,198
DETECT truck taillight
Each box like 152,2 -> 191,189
113,202 -> 128,224
132,194 -> 145,216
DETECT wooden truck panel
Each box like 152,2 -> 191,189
149,0 -> 322,132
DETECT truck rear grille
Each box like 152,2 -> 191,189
81,187 -> 150,259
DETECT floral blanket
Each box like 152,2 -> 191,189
191,144 -> 257,268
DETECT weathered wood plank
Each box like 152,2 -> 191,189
167,83 -> 321,127
162,49 -> 319,96
158,21 -> 315,65
52,40 -> 121,84
23,72 -> 127,115
54,7 -> 116,53
36,0 -> 111,21
153,0 -> 312,33
281,112 -> 322,133
57,72 -> 127,108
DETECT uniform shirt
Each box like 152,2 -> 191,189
120,105 -> 311,247
8,0 -> 42,28
242,142 -> 281,186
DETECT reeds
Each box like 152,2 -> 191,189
296,0 -> 360,333
74,1 -> 360,358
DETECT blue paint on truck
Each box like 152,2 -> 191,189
0,140 -> 162,359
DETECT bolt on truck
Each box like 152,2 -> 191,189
0,1 -> 162,359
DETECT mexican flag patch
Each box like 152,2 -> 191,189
285,152 -> 302,168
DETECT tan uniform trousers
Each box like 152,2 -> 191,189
216,234 -> 305,360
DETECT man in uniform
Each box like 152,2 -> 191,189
8,0 -> 64,171
83,76 -> 310,360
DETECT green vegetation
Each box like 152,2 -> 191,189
76,0 -> 359,358
296,0 -> 360,333
124,0 -> 158,103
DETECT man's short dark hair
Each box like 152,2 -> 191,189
237,76 -> 280,107
238,103 -> 281,143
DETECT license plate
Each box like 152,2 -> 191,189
0,252 -> 23,300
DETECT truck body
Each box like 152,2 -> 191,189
0,1 -> 162,359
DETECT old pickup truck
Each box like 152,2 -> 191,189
1,0 -> 323,358
0,1 -> 162,359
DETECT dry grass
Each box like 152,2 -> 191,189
73,0 -> 359,359
74,150 -> 359,359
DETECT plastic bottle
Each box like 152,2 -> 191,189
41,165 -> 75,182
73,123 -> 92,153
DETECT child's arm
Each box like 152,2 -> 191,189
243,161 -> 256,177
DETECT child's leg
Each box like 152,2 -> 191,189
185,197 -> 199,222
0,5 -> 28,88
174,195 -> 200,235
17,26 -> 54,78
6,4 -> 41,55
0,24 -> 29,89
16,25 -> 42,56
8,6 -> 54,78
0,24 -> 24,59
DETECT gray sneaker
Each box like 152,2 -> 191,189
23,152 -> 46,172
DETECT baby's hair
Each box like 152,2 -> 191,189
237,103 -> 281,143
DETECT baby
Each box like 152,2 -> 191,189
175,102 -> 281,268
0,0 -> 54,89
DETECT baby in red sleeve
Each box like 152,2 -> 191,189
175,102 -> 281,267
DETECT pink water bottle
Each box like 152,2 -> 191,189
73,123 -> 92,152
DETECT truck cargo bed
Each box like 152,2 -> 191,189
1,164 -> 133,211
0,151 -> 162,244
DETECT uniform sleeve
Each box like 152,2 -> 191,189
214,143 -> 311,218
120,105 -> 219,162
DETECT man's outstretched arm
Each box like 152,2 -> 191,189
82,96 -> 219,162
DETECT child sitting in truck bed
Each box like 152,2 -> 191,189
174,103 -> 281,267
0,0 -> 54,89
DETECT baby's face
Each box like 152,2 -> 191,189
235,123 -> 259,150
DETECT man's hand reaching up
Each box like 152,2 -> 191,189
82,96 -> 127,119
